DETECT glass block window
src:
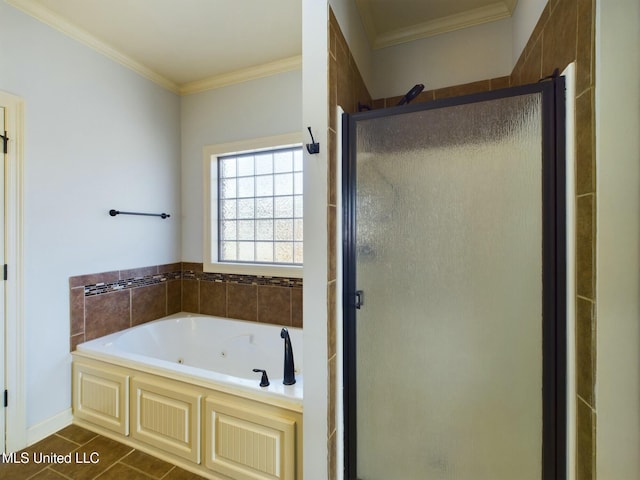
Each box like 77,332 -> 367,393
217,146 -> 303,265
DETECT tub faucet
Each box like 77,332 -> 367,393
280,328 -> 296,385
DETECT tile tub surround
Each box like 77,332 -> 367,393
70,262 -> 303,351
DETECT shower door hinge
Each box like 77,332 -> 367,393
3,264 -> 7,281
355,290 -> 364,309
4,389 -> 7,407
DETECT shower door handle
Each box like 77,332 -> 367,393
355,290 -> 364,309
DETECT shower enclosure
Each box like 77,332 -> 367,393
342,79 -> 566,479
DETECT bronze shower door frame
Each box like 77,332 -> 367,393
342,78 -> 567,480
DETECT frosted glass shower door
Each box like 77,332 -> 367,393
343,81 -> 565,480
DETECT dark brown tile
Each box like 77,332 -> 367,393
70,333 -> 85,352
257,285 -> 290,325
575,89 -> 594,195
227,283 -> 257,322
511,49 -> 526,87
327,354 -> 336,435
328,129 -> 337,206
329,10 -> 337,59
70,287 -> 85,336
162,466 -> 208,480
55,424 -> 98,446
576,297 -> 595,405
84,290 -> 131,341
26,468 -> 69,479
490,75 -> 511,90
158,262 -> 182,274
576,398 -> 595,480
328,430 -> 337,480
371,98 -> 386,110
434,79 -> 491,100
353,63 -> 372,112
120,266 -> 157,280
336,35 -> 353,113
120,450 -> 174,478
576,0 -> 594,93
95,462 -> 153,480
131,284 -> 166,326
542,0 -> 578,77
0,434 -> 78,479
327,282 -> 336,359
167,279 -> 182,315
329,55 -> 338,132
200,281 -> 226,317
291,287 -> 303,328
385,95 -> 404,106
576,195 -> 595,299
328,206 -> 336,282
70,271 -> 119,288
50,435 -> 133,480
517,35 -> 543,85
409,90 -> 435,105
182,262 -> 203,273
524,2 -> 550,62
182,279 -> 199,313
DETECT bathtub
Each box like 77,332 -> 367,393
72,313 -> 303,479
75,312 -> 303,406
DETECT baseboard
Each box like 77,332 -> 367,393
26,408 -> 73,447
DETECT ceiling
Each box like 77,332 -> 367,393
6,0 -> 517,94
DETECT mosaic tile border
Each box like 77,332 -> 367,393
182,269 -> 303,288
83,268 -> 303,296
84,271 -> 182,296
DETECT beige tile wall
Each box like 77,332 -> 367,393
328,0 -> 596,477
328,9 -> 373,480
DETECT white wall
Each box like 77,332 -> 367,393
371,18 -> 513,99
511,0 -> 548,65
356,0 -> 548,100
595,0 -> 640,477
179,70 -> 302,262
302,0 -> 329,478
0,2 -> 181,434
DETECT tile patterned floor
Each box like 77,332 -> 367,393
0,424 -> 207,480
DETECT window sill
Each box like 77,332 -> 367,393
203,262 -> 303,279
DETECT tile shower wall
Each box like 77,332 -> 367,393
328,9 -> 372,480
329,0 -> 595,478
69,262 -> 303,351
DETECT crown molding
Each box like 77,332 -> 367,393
7,0 -> 301,96
357,1 -> 513,50
6,0 -> 181,93
179,55 -> 302,95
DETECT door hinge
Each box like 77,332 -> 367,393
3,264 -> 7,281
4,389 -> 7,407
1,131 -> 8,154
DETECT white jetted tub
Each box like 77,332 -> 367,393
72,313 -> 303,480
